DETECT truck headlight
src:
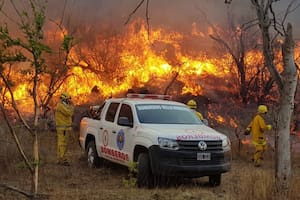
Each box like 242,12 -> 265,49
158,137 -> 179,150
222,137 -> 231,150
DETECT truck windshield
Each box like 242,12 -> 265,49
136,104 -> 202,124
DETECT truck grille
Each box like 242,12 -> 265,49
179,154 -> 224,165
177,140 -> 223,151
160,152 -> 225,166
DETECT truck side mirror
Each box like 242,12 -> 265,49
118,117 -> 133,127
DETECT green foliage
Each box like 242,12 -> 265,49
0,51 -> 27,64
0,0 -> 51,75
30,40 -> 51,53
34,12 -> 45,35
16,160 -> 43,169
62,34 -> 74,51
122,161 -> 137,187
0,26 -> 27,68
128,160 -> 138,174
0,25 -> 21,47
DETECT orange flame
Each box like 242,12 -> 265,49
57,20 -> 234,103
241,139 -> 252,145
3,20 -> 300,116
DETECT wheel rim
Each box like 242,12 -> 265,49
87,147 -> 94,166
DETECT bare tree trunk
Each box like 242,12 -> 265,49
32,69 -> 40,196
209,34 -> 248,104
238,60 -> 247,104
253,0 -> 283,89
276,23 -> 297,190
251,0 -> 297,191
0,104 -> 34,173
164,72 -> 179,95
32,132 -> 39,196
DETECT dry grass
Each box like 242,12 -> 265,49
1,127 -> 300,200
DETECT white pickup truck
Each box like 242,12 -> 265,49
79,94 -> 231,187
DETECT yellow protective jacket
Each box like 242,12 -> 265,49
55,101 -> 74,131
248,114 -> 268,145
193,110 -> 204,121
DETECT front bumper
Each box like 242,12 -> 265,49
149,145 -> 231,177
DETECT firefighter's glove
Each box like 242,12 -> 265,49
244,127 -> 251,135
266,125 -> 272,131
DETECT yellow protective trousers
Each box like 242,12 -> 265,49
57,130 -> 70,162
253,142 -> 267,166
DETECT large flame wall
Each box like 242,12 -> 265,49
3,20 -> 300,112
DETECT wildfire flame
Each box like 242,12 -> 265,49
3,20 -> 300,118
241,139 -> 252,145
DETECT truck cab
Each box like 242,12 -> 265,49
79,94 -> 231,187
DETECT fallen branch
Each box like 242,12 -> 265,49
0,183 -> 33,198
0,183 -> 50,199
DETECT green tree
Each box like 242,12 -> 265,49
0,0 -> 75,198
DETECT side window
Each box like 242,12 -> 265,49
105,102 -> 120,122
118,104 -> 133,124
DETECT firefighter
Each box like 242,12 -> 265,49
55,92 -> 74,166
246,105 -> 272,167
187,99 -> 204,121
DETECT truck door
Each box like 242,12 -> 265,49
99,102 -> 120,162
114,103 -> 135,164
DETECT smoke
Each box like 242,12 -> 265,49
47,0 -> 243,25
40,0 -> 300,56
45,0 -> 247,32
43,0 -> 299,33
2,0 -> 299,41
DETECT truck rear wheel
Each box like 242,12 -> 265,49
137,153 -> 154,188
86,141 -> 102,168
209,174 -> 221,186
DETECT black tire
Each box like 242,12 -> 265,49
137,153 -> 154,188
86,141 -> 102,168
209,174 -> 221,186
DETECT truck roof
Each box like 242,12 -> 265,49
107,97 -> 185,106
106,94 -> 185,106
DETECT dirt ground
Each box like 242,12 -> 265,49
1,130 -> 300,200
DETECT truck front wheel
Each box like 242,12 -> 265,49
137,153 -> 154,188
209,174 -> 221,186
86,141 -> 102,168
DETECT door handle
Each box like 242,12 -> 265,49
100,127 -> 103,130
112,130 -> 116,134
